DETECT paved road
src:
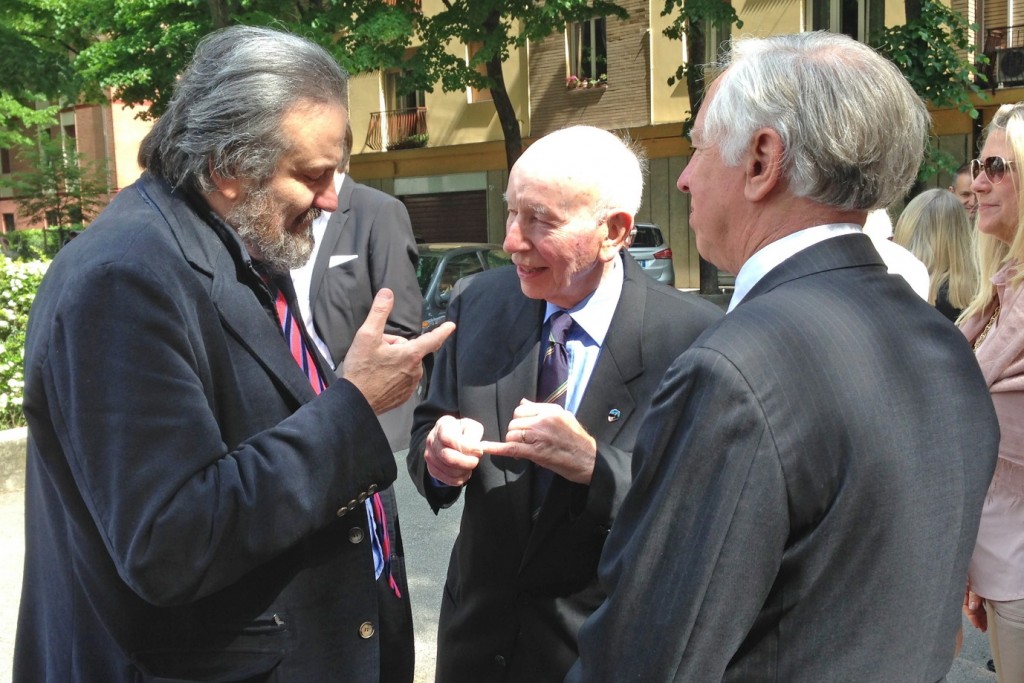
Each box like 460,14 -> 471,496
0,452 -> 996,683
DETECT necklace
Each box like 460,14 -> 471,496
973,304 -> 1001,353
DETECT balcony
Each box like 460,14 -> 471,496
365,107 -> 428,151
982,26 -> 1024,89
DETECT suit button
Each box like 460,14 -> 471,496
336,506 -> 348,517
347,499 -> 358,509
359,622 -> 375,639
367,484 -> 379,494
494,654 -> 507,667
348,527 -> 364,544
357,492 -> 369,503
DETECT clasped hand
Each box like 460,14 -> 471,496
425,399 -> 596,487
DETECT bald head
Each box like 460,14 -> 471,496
502,126 -> 644,309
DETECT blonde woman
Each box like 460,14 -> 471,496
961,102 -> 1024,683
894,188 -> 978,321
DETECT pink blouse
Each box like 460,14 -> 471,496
961,263 -> 1024,600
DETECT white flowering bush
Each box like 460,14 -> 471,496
0,256 -> 49,428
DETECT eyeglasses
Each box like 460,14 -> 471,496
971,156 -> 1018,184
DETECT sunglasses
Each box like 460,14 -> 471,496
971,156 -> 1018,184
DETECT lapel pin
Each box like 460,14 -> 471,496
607,408 -> 621,422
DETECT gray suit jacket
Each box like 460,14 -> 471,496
569,233 -> 1000,682
408,254 -> 723,682
15,174 -> 413,682
309,174 -> 422,366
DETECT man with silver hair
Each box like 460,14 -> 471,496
407,125 -> 721,682
569,32 -> 999,681
14,26 -> 451,682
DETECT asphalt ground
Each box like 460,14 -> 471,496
0,447 -> 996,683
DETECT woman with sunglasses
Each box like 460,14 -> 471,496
961,102 -> 1024,682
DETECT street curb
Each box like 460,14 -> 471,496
0,428 -> 26,493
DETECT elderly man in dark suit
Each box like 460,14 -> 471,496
291,121 -> 423,450
14,26 -> 451,683
407,125 -> 723,682
567,32 -> 1000,682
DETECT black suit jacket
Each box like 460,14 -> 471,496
15,174 -> 414,682
407,255 -> 723,682
569,233 -> 1000,682
309,174 -> 422,365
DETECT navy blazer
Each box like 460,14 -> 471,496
15,174 -> 413,682
408,254 -> 723,682
570,233 -> 1000,682
309,174 -> 422,367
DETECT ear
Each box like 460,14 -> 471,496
600,211 -> 632,261
744,128 -> 784,202
209,164 -> 244,202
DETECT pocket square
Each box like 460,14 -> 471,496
329,255 -> 358,268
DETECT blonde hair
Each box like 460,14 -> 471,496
893,188 -> 978,308
961,102 -> 1024,322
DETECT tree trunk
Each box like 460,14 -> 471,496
209,0 -> 231,29
484,12 -> 522,170
683,21 -> 721,295
904,0 -> 923,23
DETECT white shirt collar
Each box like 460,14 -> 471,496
544,252 -> 624,344
728,223 -> 861,312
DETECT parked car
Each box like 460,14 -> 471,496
627,222 -> 675,286
417,243 -> 512,332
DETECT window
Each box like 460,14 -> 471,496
0,148 -> 10,175
810,0 -> 884,41
467,42 -> 493,103
384,69 -> 425,112
568,17 -> 608,83
2,214 -> 14,233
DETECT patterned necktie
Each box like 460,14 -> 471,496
532,311 -> 573,518
268,277 -> 401,598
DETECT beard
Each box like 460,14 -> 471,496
229,184 -> 320,274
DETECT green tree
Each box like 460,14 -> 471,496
400,0 -> 628,169
870,0 -> 985,182
0,136 -> 111,243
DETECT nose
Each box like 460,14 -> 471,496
313,178 -> 339,213
971,170 -> 989,194
677,162 -> 693,193
503,214 -> 526,253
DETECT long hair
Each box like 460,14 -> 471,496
960,102 -> 1024,322
893,188 -> 978,308
138,25 -> 348,194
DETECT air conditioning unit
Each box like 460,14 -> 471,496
996,47 -> 1024,88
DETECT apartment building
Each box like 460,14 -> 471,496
3,0 -> 1019,284
0,102 -> 153,234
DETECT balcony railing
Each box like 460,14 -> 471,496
365,107 -> 428,151
982,26 -> 1024,89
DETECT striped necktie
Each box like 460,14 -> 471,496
531,311 -> 573,517
268,277 -> 401,598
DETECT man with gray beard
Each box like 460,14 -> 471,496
14,26 -> 451,682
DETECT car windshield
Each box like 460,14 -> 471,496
416,254 -> 441,294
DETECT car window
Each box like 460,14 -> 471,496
484,250 -> 512,268
630,227 -> 663,248
438,253 -> 486,295
416,254 -> 441,294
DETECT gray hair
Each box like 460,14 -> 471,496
701,32 -> 929,210
139,25 -> 349,193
